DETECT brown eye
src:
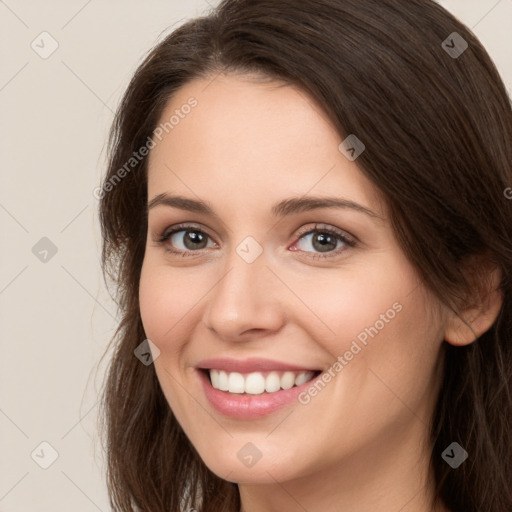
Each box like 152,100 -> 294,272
157,224 -> 216,255
169,230 -> 210,250
292,225 -> 357,259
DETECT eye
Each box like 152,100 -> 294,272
154,222 -> 357,260
156,223 -> 216,256
291,224 -> 357,259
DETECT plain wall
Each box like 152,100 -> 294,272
0,1 -> 510,510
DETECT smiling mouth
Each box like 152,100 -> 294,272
202,368 -> 322,395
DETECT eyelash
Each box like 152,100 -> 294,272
155,222 -> 357,260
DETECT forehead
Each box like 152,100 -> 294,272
146,73 -> 385,218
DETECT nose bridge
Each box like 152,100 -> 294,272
203,235 -> 283,338
211,237 -> 268,315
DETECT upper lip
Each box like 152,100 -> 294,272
196,358 -> 320,373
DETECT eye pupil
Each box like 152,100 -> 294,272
313,232 -> 337,252
184,231 -> 207,249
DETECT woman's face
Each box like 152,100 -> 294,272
139,73 -> 447,487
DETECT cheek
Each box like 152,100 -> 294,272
293,260 -> 440,395
139,263 -> 200,418
288,265 -> 405,352
138,261 -> 212,382
139,262 -> 188,347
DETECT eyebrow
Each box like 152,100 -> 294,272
148,193 -> 384,221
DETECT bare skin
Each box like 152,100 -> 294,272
139,73 -> 502,512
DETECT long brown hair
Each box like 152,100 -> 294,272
98,1 -> 512,510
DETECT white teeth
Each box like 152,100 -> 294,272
228,372 -> 245,393
294,371 -> 311,386
208,369 -> 316,394
218,370 -> 229,391
265,371 -> 281,393
210,369 -> 220,389
281,371 -> 296,390
245,372 -> 266,394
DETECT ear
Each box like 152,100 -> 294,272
444,257 -> 504,347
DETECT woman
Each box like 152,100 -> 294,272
98,0 -> 512,511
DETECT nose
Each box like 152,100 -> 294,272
202,245 -> 286,341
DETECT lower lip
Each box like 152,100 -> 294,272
197,369 -> 321,419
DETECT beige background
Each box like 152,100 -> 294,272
0,1 -> 510,510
